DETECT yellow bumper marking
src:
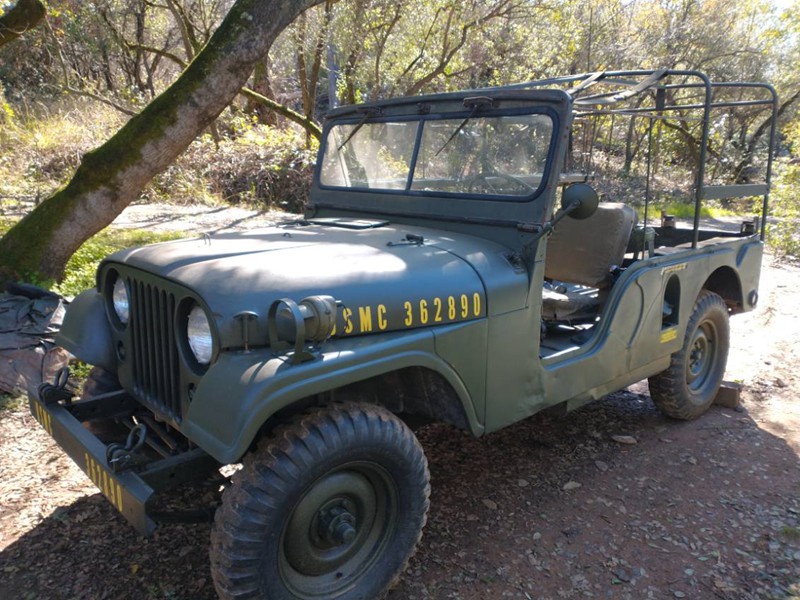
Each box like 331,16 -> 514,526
32,402 -> 53,435
85,452 -> 124,513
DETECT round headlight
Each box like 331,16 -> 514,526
112,277 -> 130,324
187,305 -> 213,365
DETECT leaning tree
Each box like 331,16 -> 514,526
0,0 -> 324,286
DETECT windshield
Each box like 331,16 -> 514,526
319,112 -> 555,200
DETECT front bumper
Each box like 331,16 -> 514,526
29,387 -> 217,536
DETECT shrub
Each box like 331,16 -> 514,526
766,158 -> 800,258
153,124 -> 316,212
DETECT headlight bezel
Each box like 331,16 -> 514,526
179,299 -> 218,373
104,269 -> 130,330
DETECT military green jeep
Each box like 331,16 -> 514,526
31,70 -> 777,599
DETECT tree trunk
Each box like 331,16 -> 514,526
247,59 -> 279,126
0,0 -> 45,49
0,0 -> 324,286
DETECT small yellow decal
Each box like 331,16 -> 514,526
661,263 -> 687,276
660,327 -> 678,343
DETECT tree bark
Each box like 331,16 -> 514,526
0,0 -> 45,49
0,0 -> 324,285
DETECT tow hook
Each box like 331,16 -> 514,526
37,367 -> 73,404
106,423 -> 148,472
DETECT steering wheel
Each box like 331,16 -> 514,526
466,171 -> 535,194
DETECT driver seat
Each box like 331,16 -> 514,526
542,202 -> 637,322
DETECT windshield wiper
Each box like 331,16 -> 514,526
337,106 -> 382,151
434,96 -> 494,157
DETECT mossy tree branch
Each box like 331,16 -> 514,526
127,44 -> 322,139
0,0 -> 324,286
0,0 -> 46,49
238,87 -> 322,140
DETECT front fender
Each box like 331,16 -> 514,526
181,328 -> 481,464
55,289 -> 117,371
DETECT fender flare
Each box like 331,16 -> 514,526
182,332 -> 483,464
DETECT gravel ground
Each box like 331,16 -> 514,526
0,205 -> 798,600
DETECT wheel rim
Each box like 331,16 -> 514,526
685,319 -> 719,397
279,463 -> 398,598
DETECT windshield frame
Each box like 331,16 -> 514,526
316,105 -> 560,203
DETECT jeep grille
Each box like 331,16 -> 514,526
128,277 -> 182,421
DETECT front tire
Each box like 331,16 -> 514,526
210,402 -> 430,600
649,290 -> 730,420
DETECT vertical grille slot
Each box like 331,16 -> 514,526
129,277 -> 181,421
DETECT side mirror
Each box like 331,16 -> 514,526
561,183 -> 599,220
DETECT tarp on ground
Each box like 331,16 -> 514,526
0,285 -> 70,395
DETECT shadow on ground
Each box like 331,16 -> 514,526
1,390 -> 798,600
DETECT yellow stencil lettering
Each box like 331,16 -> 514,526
448,296 -> 456,320
473,292 -> 481,316
358,306 -> 373,333
433,298 -> 443,322
343,307 -> 354,334
35,405 -> 44,432
86,456 -> 97,486
377,304 -> 388,330
419,299 -> 429,324
403,301 -> 413,327
460,294 -> 469,318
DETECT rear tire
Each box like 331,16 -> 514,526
210,402 -> 430,600
649,290 -> 729,420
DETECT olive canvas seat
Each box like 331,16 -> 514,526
542,202 -> 637,322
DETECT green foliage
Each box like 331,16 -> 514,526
0,392 -> 24,412
0,98 -> 126,200
2,0 -> 800,273
0,87 -> 13,124
69,361 -> 93,381
0,95 -> 315,211
154,125 -> 316,211
766,159 -> 800,258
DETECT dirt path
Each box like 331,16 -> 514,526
0,210 -> 798,599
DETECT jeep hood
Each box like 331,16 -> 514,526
103,222 -> 501,348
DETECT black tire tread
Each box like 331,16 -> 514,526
649,290 -> 729,420
210,402 -> 430,600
